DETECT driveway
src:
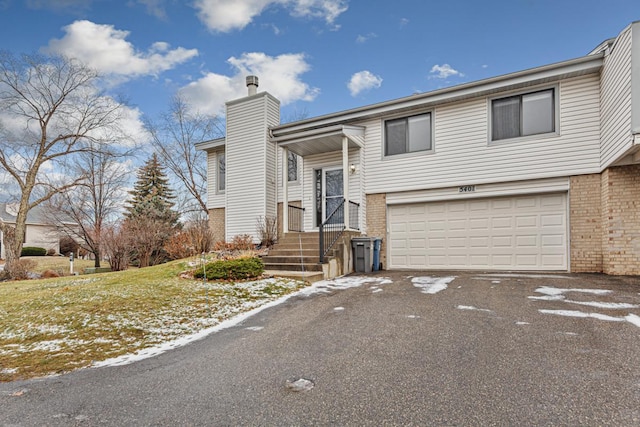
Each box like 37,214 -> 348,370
1,271 -> 640,426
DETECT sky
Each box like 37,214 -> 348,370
1,0 -> 639,127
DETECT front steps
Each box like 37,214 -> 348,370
262,232 -> 325,283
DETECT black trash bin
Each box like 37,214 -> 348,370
351,237 -> 373,273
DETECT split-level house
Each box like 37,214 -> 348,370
0,203 -> 66,258
197,21 -> 640,278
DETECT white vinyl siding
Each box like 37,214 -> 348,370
388,193 -> 567,271
364,75 -> 601,195
301,150 -> 363,231
225,93 -> 279,241
207,148 -> 225,209
600,24 -> 633,168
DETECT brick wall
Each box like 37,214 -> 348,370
601,165 -> 640,275
366,193 -> 387,268
209,208 -> 225,243
569,174 -> 603,272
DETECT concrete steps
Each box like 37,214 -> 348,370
262,232 -> 326,279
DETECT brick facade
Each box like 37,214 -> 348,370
569,174 -> 603,272
209,208 -> 225,243
601,165 -> 640,275
365,193 -> 387,268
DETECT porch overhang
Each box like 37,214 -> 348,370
271,124 -> 365,156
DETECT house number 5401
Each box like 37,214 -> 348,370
459,185 -> 476,193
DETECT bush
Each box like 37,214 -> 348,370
10,259 -> 37,280
21,247 -> 47,256
194,257 -> 264,281
256,216 -> 277,247
59,236 -> 79,256
212,234 -> 255,252
46,248 -> 56,256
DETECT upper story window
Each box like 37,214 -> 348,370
217,153 -> 225,192
384,113 -> 432,156
288,151 -> 298,182
491,89 -> 555,141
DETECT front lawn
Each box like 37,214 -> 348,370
0,259 -> 307,382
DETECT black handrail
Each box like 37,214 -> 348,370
348,201 -> 360,230
319,199 -> 345,263
288,205 -> 305,232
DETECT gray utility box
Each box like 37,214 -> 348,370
352,237 -> 374,273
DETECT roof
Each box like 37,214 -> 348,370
0,203 -> 76,226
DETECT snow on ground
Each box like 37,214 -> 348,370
412,276 -> 456,294
457,305 -> 493,313
94,275 -> 393,369
478,273 -> 575,279
538,309 -> 625,322
532,287 -> 640,328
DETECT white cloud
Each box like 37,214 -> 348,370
136,0 -> 167,19
194,0 -> 348,33
26,0 -> 91,12
356,33 -> 376,43
429,64 -> 464,79
179,52 -> 319,116
347,70 -> 382,97
44,20 -> 198,83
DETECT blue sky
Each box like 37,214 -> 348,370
1,0 -> 639,126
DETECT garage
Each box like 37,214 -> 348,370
387,193 -> 567,270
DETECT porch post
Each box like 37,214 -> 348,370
342,136 -> 349,230
282,147 -> 289,234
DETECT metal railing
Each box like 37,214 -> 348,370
349,201 -> 360,230
319,199 -> 345,263
287,205 -> 305,232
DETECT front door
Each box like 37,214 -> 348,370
316,167 -> 343,225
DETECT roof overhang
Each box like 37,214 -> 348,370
195,137 -> 225,151
271,124 -> 365,156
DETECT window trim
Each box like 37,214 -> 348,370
217,152 -> 225,193
382,111 -> 435,159
488,85 -> 560,144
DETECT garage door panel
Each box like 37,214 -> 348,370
388,193 -> 567,271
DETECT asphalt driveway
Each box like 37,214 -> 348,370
2,271 -> 640,426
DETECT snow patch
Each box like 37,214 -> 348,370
538,309 -> 624,322
406,315 -> 420,319
333,307 -> 345,311
245,326 -> 263,331
457,305 -> 493,313
515,321 -> 530,325
412,276 -> 456,294
625,314 -> 640,328
565,300 -> 639,310
299,276 -> 393,296
534,286 -> 611,296
480,273 -> 575,279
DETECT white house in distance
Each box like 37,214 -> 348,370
0,203 -> 65,258
197,21 -> 640,278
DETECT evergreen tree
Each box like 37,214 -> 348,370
124,153 -> 180,267
125,153 -> 179,225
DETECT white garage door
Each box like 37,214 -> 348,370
388,193 -> 567,270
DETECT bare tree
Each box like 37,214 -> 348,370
0,52 -> 129,278
145,95 -> 223,216
46,148 -> 131,267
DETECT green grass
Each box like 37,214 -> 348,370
0,258 -> 307,382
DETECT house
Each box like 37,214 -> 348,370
0,202 -> 65,258
197,21 -> 640,277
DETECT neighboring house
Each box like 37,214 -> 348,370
0,203 -> 66,258
197,21 -> 640,276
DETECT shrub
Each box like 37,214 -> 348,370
10,259 -> 37,280
212,234 -> 255,252
59,236 -> 79,256
42,269 -> 61,278
46,248 -> 56,256
194,257 -> 264,281
165,221 -> 215,260
256,216 -> 277,247
21,247 -> 47,256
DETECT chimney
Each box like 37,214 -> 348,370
246,75 -> 259,96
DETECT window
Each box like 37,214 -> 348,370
491,89 -> 555,141
385,113 -> 432,156
217,153 -> 225,192
288,152 -> 298,182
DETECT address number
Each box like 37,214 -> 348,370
459,185 -> 476,193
